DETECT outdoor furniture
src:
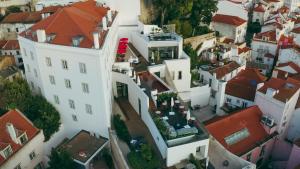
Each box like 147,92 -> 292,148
184,125 -> 191,129
162,101 -> 167,106
190,117 -> 196,121
155,111 -> 161,115
169,112 -> 175,116
162,116 -> 169,120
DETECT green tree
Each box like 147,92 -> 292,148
153,0 -> 176,26
0,79 -> 61,141
190,0 -> 218,36
184,43 -> 198,69
6,6 -> 22,13
113,114 -> 131,144
141,144 -> 152,161
47,149 -> 76,169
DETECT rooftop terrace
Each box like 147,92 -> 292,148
60,130 -> 108,163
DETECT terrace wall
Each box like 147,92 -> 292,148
190,85 -> 210,107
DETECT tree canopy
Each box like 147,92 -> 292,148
0,79 -> 61,141
152,0 -> 218,37
47,149 -> 76,169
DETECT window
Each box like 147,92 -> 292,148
16,28 -> 19,32
226,98 -> 232,103
54,95 -> 59,104
224,128 -> 250,145
72,114 -> 78,121
85,104 -> 92,114
69,99 -> 75,109
16,51 -> 20,55
19,134 -> 28,144
29,151 -> 36,160
46,57 -> 52,66
7,28 -> 10,32
209,79 -> 212,87
14,164 -> 21,169
26,64 -> 30,72
34,69 -> 38,78
65,79 -> 71,89
62,60 -> 68,69
178,71 -> 182,80
246,153 -> 251,161
30,51 -> 34,60
49,75 -> 55,85
236,100 -> 240,104
82,83 -> 89,93
3,146 -> 13,158
79,63 -> 86,73
34,163 -> 43,169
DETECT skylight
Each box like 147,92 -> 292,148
224,128 -> 250,145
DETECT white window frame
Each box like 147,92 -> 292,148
54,95 -> 59,104
62,60 -> 68,70
69,99 -> 75,109
85,104 -> 92,114
79,62 -> 86,74
46,57 -> 52,67
82,83 -> 89,93
65,79 -> 71,89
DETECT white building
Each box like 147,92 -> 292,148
217,0 -> 248,21
0,11 -> 42,39
255,78 -> 300,138
284,0 -> 300,11
0,40 -> 22,66
0,109 -> 44,169
211,14 -> 247,43
0,0 -> 31,15
18,0 -> 119,139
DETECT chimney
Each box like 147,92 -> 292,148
107,10 -> 112,22
102,17 -> 108,31
36,29 -> 46,42
93,32 -> 100,49
6,123 -> 18,144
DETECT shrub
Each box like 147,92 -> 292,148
128,150 -> 160,169
113,114 -> 131,144
141,144 -> 152,161
102,148 -> 114,169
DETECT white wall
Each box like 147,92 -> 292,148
225,94 -> 254,108
287,108 -> 300,141
166,139 -> 209,167
0,131 -> 44,169
278,48 -> 300,66
190,85 -> 211,107
217,1 -> 248,21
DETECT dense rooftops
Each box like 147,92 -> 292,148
212,14 -> 246,26
1,12 -> 42,24
0,110 -> 39,166
205,106 -> 273,156
1,40 -> 20,50
257,78 -> 300,103
226,68 -> 267,101
21,0 -> 116,48
202,61 -> 241,79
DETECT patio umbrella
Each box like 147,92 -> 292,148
137,75 -> 141,86
186,110 -> 191,122
171,97 -> 174,112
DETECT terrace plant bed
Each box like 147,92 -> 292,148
127,149 -> 160,169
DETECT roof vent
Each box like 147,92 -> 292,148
72,35 -> 83,47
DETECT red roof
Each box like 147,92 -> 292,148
1,12 -> 42,24
0,110 -> 39,166
40,5 -> 62,14
254,4 -> 266,12
253,30 -> 277,43
226,68 -> 267,101
212,14 -> 246,26
210,61 -> 241,79
22,0 -> 113,48
238,46 -> 251,54
264,53 -> 275,58
1,40 -> 20,50
0,40 -> 7,49
258,78 -> 300,102
292,27 -> 300,34
205,106 -> 270,156
277,62 -> 300,74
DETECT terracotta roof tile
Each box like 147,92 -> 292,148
0,40 -> 7,49
226,68 -> 267,101
2,40 -> 20,50
254,4 -> 266,12
40,5 -> 62,14
238,47 -> 251,54
258,78 -> 300,102
212,14 -> 246,26
277,62 -> 300,74
0,110 -> 39,166
205,106 -> 270,155
253,30 -> 277,43
209,61 -> 241,79
22,0 -> 114,48
1,12 -> 42,24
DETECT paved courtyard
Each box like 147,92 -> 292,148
191,105 -> 217,123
